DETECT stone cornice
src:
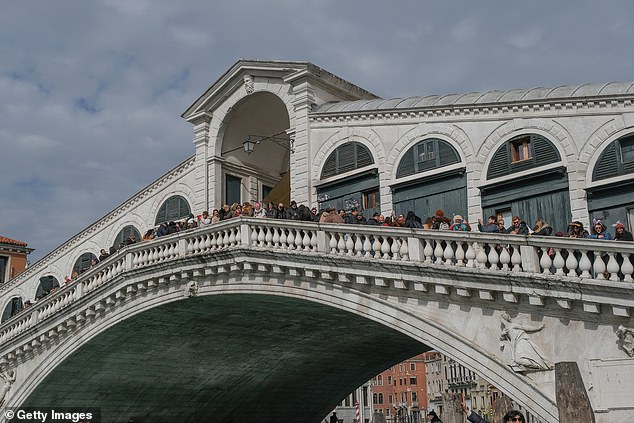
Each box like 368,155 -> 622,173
309,96 -> 634,126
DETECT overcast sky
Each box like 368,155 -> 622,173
2,0 -> 634,264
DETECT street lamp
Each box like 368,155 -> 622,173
242,131 -> 294,154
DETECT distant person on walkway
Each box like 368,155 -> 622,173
531,218 -> 552,236
461,394 -> 525,423
478,216 -> 499,233
450,214 -> 471,231
614,221 -> 633,241
506,216 -> 529,235
329,411 -> 338,423
588,218 -> 612,240
567,221 -> 588,238
427,410 -> 442,423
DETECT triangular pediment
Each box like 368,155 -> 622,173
181,59 -> 378,122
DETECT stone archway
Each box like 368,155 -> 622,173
217,92 -> 292,206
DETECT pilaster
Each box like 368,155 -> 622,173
192,113 -> 212,213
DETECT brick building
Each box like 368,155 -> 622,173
0,236 -> 32,284
371,353 -> 430,422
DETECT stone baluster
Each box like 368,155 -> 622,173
381,237 -> 391,259
302,231 -> 311,250
593,251 -> 606,280
337,233 -> 346,255
257,226 -> 266,246
578,250 -> 592,278
272,228 -> 281,248
363,236 -> 372,258
355,235 -> 364,257
621,253 -> 633,282
487,244 -> 500,270
434,241 -> 444,264
510,245 -> 522,272
454,242 -> 465,267
265,227 -> 273,246
499,245 -> 510,271
279,229 -> 288,250
287,230 -> 296,250
475,243 -> 488,268
399,238 -> 409,261
606,252 -> 620,281
565,248 -> 578,276
465,242 -> 476,268
540,247 -> 552,274
423,239 -> 434,264
391,238 -> 401,260
553,249 -> 566,276
372,236 -> 382,258
443,242 -> 454,266
329,233 -> 338,254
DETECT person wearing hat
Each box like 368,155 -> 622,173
588,218 -> 613,240
567,221 -> 588,238
427,410 -> 442,422
614,221 -> 633,241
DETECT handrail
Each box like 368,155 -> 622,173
0,217 -> 632,344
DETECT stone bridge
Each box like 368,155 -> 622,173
0,219 -> 633,422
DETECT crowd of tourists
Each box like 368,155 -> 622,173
11,200 -> 633,321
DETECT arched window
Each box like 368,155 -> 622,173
378,393 -> 384,404
36,276 -> 60,300
373,393 -> 378,404
72,252 -> 97,276
487,134 -> 560,179
155,195 -> 191,225
396,138 -> 461,178
321,142 -> 374,179
593,133 -> 634,181
113,225 -> 141,249
2,297 -> 23,322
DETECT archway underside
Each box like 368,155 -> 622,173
24,294 -> 429,423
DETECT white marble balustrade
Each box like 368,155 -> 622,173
1,217 -> 633,343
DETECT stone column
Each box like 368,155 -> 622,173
286,73 -> 315,206
191,113 -> 212,213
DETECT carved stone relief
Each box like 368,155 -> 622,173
616,325 -> 634,357
0,369 -> 16,407
500,312 -> 552,372
243,75 -> 254,94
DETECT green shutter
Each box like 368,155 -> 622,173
487,144 -> 510,179
320,142 -> 375,179
593,143 -> 619,181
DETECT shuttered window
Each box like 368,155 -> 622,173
1,297 -> 23,322
593,134 -> 634,181
320,142 -> 374,179
36,276 -> 60,299
396,138 -> 461,178
73,252 -> 97,275
487,134 -> 560,179
155,195 -> 192,225
114,225 -> 141,248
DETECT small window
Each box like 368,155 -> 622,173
362,189 -> 379,210
0,255 -> 8,284
226,174 -> 242,205
389,394 -> 393,404
410,363 -> 416,371
378,393 -> 384,404
386,409 -> 390,417
412,392 -> 417,402
262,184 -> 273,201
410,377 -> 417,385
511,137 -> 532,162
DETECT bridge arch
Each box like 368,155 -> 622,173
10,269 -> 557,423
